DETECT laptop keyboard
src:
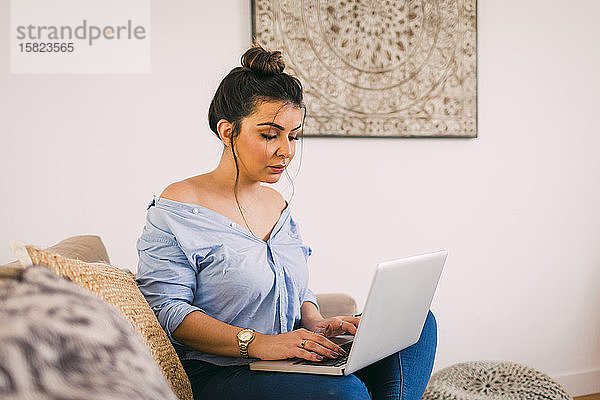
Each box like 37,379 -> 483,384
294,355 -> 348,367
293,341 -> 353,367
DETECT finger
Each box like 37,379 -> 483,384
296,348 -> 324,362
346,316 -> 361,326
325,324 -> 334,336
314,327 -> 326,335
339,316 -> 361,326
321,320 -> 346,338
340,320 -> 357,335
303,339 -> 341,359
307,332 -> 346,355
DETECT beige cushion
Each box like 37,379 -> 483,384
315,292 -> 358,319
1,235 -> 111,268
22,245 -> 193,400
46,234 -> 112,264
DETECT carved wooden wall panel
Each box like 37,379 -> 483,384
252,0 -> 477,137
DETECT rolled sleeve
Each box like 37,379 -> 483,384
303,287 -> 319,311
136,231 -> 204,343
156,300 -> 203,343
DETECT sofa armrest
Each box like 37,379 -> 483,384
315,293 -> 358,319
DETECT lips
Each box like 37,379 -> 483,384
268,164 -> 286,173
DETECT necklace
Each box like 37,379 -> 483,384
233,189 -> 261,238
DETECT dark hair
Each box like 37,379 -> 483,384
208,44 -> 304,140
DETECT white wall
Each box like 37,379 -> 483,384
1,0 -> 599,396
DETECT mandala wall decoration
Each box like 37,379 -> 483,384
251,0 -> 478,138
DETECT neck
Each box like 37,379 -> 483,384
208,148 -> 263,200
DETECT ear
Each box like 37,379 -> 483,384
216,119 -> 234,147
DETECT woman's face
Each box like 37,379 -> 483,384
233,100 -> 302,184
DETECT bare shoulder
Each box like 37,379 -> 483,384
160,175 -> 211,204
261,186 -> 287,211
159,181 -> 195,203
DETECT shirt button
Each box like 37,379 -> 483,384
192,208 -> 199,214
230,222 -> 236,228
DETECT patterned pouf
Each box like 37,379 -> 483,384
422,361 -> 572,400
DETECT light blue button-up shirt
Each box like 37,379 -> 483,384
136,196 -> 318,366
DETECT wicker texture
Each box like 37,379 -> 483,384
24,245 -> 194,400
422,361 -> 572,400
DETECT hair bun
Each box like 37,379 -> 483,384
241,44 -> 285,76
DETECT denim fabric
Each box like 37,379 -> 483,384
135,196 -> 318,366
182,310 -> 438,400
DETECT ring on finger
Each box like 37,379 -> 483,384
339,321 -> 343,330
301,340 -> 306,348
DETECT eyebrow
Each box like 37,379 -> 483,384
257,122 -> 302,131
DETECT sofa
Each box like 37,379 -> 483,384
0,235 -> 358,400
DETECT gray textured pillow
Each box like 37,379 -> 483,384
0,266 -> 178,400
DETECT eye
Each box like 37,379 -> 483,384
261,134 -> 277,140
288,136 -> 299,141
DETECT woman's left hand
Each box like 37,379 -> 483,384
308,316 -> 361,337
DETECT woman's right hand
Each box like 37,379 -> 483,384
249,328 -> 347,362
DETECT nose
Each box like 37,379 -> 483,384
276,135 -> 293,158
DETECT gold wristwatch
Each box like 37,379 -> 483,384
236,328 -> 255,358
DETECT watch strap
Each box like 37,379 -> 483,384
239,342 -> 250,358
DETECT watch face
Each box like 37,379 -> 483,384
239,331 -> 252,341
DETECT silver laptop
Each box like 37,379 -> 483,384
249,250 -> 447,375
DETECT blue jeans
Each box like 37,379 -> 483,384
182,310 -> 437,400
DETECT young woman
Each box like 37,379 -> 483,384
136,45 -> 438,400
